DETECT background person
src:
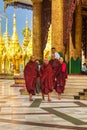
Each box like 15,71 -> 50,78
51,47 -> 60,59
81,63 -> 87,74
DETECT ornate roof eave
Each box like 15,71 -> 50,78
3,0 -> 33,11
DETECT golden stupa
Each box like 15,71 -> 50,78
3,19 -> 11,73
22,18 -> 30,46
22,18 -> 32,69
8,13 -> 22,74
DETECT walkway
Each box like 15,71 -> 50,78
0,79 -> 87,130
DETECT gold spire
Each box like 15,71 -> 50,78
13,13 -> 16,33
3,19 -> 10,49
9,13 -> 21,56
8,13 -> 21,74
12,13 -> 19,41
26,17 -> 28,28
6,19 -> 8,33
22,18 -> 30,46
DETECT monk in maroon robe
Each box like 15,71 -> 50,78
24,55 -> 38,101
49,54 -> 61,88
55,57 -> 67,100
40,58 -> 53,102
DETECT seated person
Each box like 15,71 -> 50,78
81,63 -> 87,74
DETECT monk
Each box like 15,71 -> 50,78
24,55 -> 38,101
49,54 -> 61,88
40,58 -> 53,102
55,57 -> 67,100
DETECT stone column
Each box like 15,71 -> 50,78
75,3 -> 82,59
52,0 -> 64,54
32,0 -> 43,59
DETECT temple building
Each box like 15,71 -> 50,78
3,0 -> 87,74
0,2 -> 87,130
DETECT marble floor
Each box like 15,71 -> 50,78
0,80 -> 87,130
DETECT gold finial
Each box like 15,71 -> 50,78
13,13 -> 16,33
26,17 -> 28,28
6,19 -> 8,33
13,13 -> 16,18
3,18 -> 10,49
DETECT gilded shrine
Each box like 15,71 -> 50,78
2,0 -> 87,74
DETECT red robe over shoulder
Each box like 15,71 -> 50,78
40,63 -> 53,94
55,62 -> 67,94
24,61 -> 38,95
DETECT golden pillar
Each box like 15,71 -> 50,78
32,0 -> 43,59
75,3 -> 82,59
52,0 -> 64,54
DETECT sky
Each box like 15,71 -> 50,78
0,0 -> 33,44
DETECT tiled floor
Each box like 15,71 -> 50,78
0,79 -> 87,130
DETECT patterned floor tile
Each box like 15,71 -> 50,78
0,80 -> 87,129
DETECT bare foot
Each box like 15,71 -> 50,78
42,97 -> 45,101
29,98 -> 33,101
48,99 -> 51,102
58,93 -> 61,100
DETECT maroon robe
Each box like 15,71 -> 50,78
55,62 -> 67,94
24,61 -> 38,95
40,63 -> 53,94
49,59 -> 61,88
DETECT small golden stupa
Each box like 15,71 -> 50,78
3,19 -> 11,73
8,13 -> 22,74
22,18 -> 31,69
